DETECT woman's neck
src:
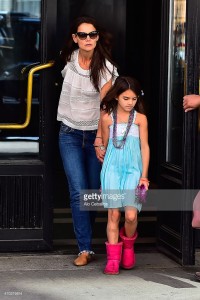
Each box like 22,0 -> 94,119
78,49 -> 93,70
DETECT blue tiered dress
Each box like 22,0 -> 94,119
100,110 -> 142,211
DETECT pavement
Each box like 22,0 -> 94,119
0,250 -> 200,300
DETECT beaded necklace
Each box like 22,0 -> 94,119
112,109 -> 135,149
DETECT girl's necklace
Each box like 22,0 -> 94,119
112,109 -> 134,149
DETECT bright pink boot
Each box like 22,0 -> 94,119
119,227 -> 138,269
192,191 -> 200,228
104,242 -> 123,275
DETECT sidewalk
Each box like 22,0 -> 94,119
0,250 -> 200,300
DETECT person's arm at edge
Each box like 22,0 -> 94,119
183,94 -> 200,112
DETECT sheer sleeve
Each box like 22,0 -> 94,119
100,60 -> 118,88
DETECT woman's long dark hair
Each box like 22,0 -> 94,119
100,76 -> 146,115
60,16 -> 118,92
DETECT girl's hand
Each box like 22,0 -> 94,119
94,145 -> 106,163
139,178 -> 150,190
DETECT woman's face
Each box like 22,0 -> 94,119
72,23 -> 99,52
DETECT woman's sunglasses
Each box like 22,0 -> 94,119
75,31 -> 99,40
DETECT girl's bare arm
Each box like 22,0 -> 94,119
138,114 -> 150,189
101,113 -> 111,149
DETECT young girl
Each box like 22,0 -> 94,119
100,76 -> 150,275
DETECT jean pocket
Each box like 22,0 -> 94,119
59,123 -> 74,134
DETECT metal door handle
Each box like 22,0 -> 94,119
20,62 -> 41,79
0,61 -> 54,129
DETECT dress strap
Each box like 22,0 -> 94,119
133,110 -> 137,123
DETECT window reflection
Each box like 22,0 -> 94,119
166,0 -> 186,166
0,0 -> 41,156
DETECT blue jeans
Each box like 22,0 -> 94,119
59,122 -> 101,253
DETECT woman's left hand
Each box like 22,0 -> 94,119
93,138 -> 106,162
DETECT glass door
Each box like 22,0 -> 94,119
166,0 -> 186,166
0,0 -> 57,251
158,0 -> 200,265
0,0 -> 55,156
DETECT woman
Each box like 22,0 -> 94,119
57,16 -> 118,266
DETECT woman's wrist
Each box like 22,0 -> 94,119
93,139 -> 102,146
94,135 -> 103,146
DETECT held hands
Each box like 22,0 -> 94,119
183,94 -> 200,112
93,137 -> 106,163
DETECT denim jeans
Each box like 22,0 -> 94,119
59,122 -> 101,252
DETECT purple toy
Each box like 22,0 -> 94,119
135,184 -> 147,204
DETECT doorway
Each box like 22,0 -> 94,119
53,0 -> 162,252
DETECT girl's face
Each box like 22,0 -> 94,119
72,23 -> 99,52
116,89 -> 138,112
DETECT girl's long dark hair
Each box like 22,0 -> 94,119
100,76 -> 146,115
60,16 -> 118,92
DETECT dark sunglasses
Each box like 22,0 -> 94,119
75,31 -> 99,40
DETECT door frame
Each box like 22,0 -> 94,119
0,0 -> 57,251
157,0 -> 200,265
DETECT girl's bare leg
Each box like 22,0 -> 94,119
107,209 -> 121,244
124,207 -> 138,237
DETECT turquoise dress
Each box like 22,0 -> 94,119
100,110 -> 142,211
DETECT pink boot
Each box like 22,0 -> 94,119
104,242 -> 123,275
192,191 -> 200,228
119,227 -> 138,269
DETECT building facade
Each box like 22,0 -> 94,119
0,0 -> 199,265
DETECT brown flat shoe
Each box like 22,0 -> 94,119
195,272 -> 200,281
73,252 -> 94,266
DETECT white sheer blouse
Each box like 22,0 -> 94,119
57,49 -> 118,130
